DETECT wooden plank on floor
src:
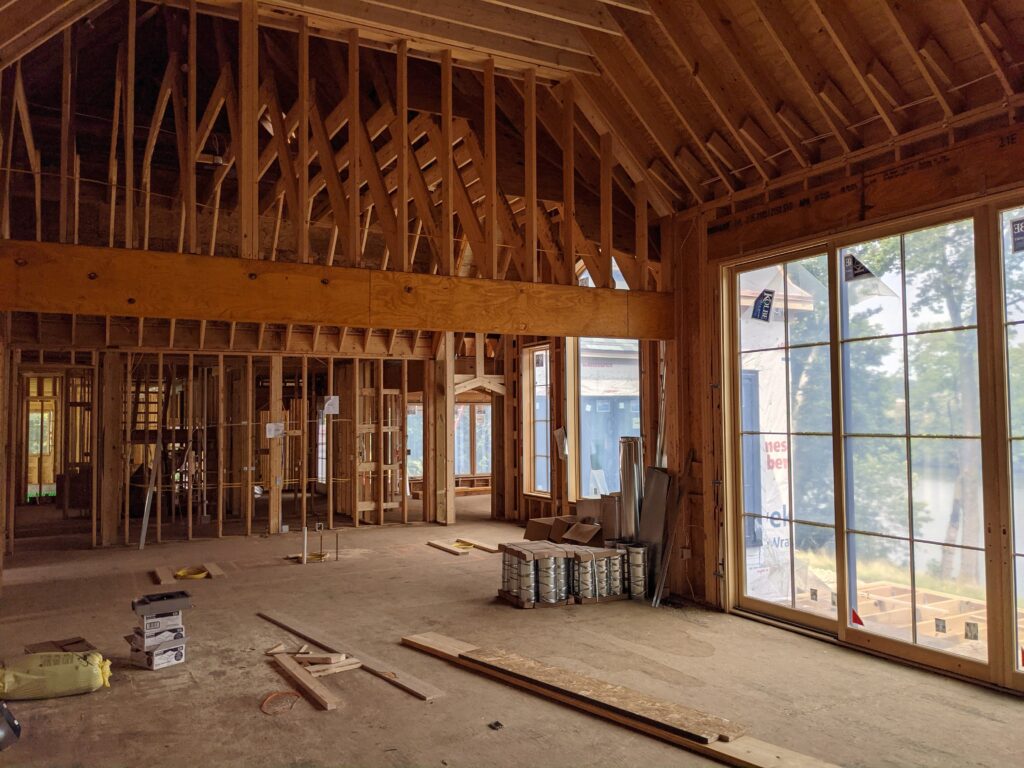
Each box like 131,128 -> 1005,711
455,538 -> 500,553
464,647 -> 743,743
402,633 -> 837,768
258,611 -> 444,701
152,566 -> 176,585
427,540 -> 471,555
273,653 -> 339,710
203,562 -> 226,578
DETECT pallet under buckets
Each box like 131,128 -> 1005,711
498,542 -> 648,608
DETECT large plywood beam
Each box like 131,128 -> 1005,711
706,123 -> 1024,259
0,241 -> 674,340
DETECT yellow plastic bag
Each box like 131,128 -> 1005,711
0,651 -> 111,700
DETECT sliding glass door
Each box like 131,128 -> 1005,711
735,252 -> 837,627
731,205 -> 1024,688
840,220 -> 986,662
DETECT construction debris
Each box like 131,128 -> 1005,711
127,591 -> 192,670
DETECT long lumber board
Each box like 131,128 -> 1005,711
258,611 -> 443,701
273,652 -> 340,710
402,632 -> 838,768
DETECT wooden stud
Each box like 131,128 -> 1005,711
376,360 -> 385,525
327,359 -> 334,529
300,356 -> 308,530
185,0 -> 197,253
561,80 -> 575,270
107,51 -> 124,247
441,50 -> 455,276
156,353 -> 163,543
122,2 -> 136,247
298,19 -> 310,263
348,29 -> 361,266
59,28 -> 75,245
396,40 -> 410,272
239,1 -> 259,259
217,354 -> 224,537
269,354 -> 282,534
599,132 -> 613,285
186,353 -> 193,540
245,355 -> 253,535
524,69 -> 537,282
483,58 -> 498,279
635,180 -> 648,290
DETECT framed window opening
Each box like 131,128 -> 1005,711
523,344 -> 552,496
570,264 -> 642,501
725,195 -> 1024,692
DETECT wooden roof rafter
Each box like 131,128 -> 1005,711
749,0 -> 861,155
807,0 -> 908,138
639,1 -> 776,184
875,0 -> 963,120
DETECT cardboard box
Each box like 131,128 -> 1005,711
139,610 -> 184,633
562,522 -> 603,546
548,515 -> 579,543
599,494 -> 621,541
129,642 -> 186,670
523,516 -> 556,541
130,626 -> 186,652
575,498 -> 601,522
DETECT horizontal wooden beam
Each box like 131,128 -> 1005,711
705,123 -> 1024,260
0,242 -> 674,340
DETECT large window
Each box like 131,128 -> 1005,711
1002,204 -> 1024,672
840,220 -> 984,661
733,215 -> 1004,674
523,346 -> 551,494
406,404 -> 424,478
576,266 -> 641,497
454,402 -> 491,477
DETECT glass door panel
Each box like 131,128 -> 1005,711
1000,204 -> 1024,672
840,218 -> 985,662
736,253 -> 837,620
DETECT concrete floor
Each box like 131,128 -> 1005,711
1,496 -> 1022,768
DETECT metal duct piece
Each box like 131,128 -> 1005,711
628,545 -> 647,600
619,436 -> 643,540
537,557 -> 558,603
518,560 -> 536,605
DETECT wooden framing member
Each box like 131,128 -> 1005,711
297,18 -> 310,263
123,0 -> 137,247
245,354 -> 253,534
0,242 -> 674,340
348,29 -> 361,265
440,49 -> 455,276
749,0 -> 858,154
269,354 -> 282,534
186,352 -> 194,539
217,353 -> 225,536
395,40 -> 410,271
238,0 -> 259,258
483,59 -> 498,279
524,68 -> 538,282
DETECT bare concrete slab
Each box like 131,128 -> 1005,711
0,512 -> 1021,767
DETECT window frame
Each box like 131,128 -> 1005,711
722,196 -> 1024,692
522,343 -> 552,497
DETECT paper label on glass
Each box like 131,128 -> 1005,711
752,288 -> 775,322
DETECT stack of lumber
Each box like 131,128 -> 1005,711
499,542 -> 635,608
266,643 -> 362,711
